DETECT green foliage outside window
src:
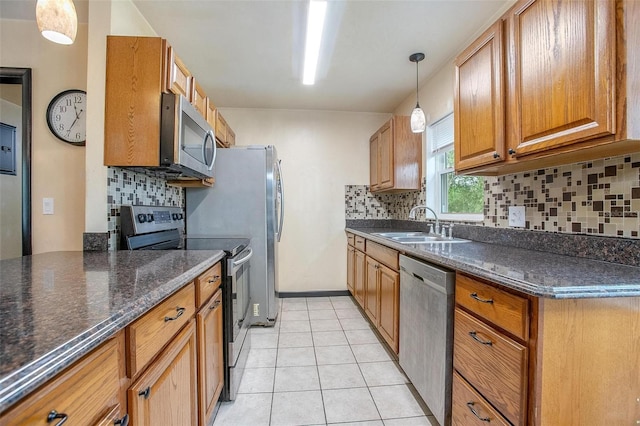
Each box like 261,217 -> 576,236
441,172 -> 484,214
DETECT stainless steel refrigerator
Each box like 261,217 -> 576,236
186,145 -> 283,326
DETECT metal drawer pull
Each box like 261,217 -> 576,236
47,410 -> 68,425
470,292 -> 494,304
466,402 -> 491,422
114,414 -> 129,426
469,331 -> 493,346
210,300 -> 221,310
164,307 -> 185,322
138,387 -> 151,399
207,275 -> 220,283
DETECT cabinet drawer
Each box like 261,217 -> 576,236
453,308 -> 527,426
366,240 -> 398,270
456,273 -> 529,340
196,262 -> 222,308
347,233 -> 355,247
127,283 -> 195,376
452,372 -> 510,426
354,236 -> 366,252
0,334 -> 125,426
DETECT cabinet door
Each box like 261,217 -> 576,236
191,79 -> 207,117
347,245 -> 355,295
377,121 -> 393,190
227,127 -> 236,147
511,0 -> 615,156
129,321 -> 198,426
215,111 -> 228,147
206,99 -> 217,131
454,20 -> 505,171
354,250 -> 366,308
197,290 -> 224,426
166,46 -> 192,99
377,264 -> 399,353
364,256 -> 379,324
369,133 -> 379,190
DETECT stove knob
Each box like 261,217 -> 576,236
172,213 -> 178,220
178,213 -> 183,220
146,213 -> 154,222
137,214 -> 147,223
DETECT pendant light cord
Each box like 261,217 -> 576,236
415,60 -> 420,108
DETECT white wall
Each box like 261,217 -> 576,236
0,99 -> 22,259
1,19 -> 88,254
220,108 -> 390,293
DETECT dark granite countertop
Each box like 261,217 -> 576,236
0,250 -> 225,413
346,227 -> 640,299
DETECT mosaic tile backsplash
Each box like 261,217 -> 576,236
346,153 -> 640,239
106,167 -> 184,250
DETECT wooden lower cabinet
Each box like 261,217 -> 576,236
129,320 -> 198,426
452,372 -> 510,426
377,263 -> 399,353
346,245 -> 355,295
197,289 -> 224,426
364,256 -> 379,324
354,249 -> 366,307
0,333 -> 127,426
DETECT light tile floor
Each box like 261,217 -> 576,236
213,296 -> 439,426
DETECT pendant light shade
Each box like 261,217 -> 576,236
409,52 -> 426,133
36,0 -> 78,45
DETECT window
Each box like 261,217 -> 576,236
426,113 -> 484,220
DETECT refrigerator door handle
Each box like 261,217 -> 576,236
276,159 -> 284,242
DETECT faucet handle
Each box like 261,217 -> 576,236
448,223 -> 454,239
428,224 -> 434,234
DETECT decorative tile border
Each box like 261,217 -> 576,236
106,167 -> 184,250
346,153 -> 640,239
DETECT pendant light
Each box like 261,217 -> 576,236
409,52 -> 426,133
36,0 -> 78,45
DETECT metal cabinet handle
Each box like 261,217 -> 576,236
138,387 -> 151,399
466,402 -> 491,422
164,307 -> 185,322
493,152 -> 500,159
207,275 -> 220,283
114,414 -> 129,426
508,148 -> 516,155
47,410 -> 68,425
470,293 -> 493,304
469,331 -> 493,346
209,300 -> 222,310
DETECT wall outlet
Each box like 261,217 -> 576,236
508,206 -> 526,227
253,303 -> 260,317
43,198 -> 54,215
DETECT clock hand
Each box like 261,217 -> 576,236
68,116 -> 79,131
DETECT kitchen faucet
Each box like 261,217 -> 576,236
408,205 -> 440,234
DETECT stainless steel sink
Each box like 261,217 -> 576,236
372,232 -> 470,244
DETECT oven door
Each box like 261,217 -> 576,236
228,247 -> 252,366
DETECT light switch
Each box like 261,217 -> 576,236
43,197 -> 54,215
508,206 -> 525,227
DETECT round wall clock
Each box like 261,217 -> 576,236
46,89 -> 86,146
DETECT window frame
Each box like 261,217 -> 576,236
425,112 -> 484,222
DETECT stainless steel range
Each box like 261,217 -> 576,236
120,205 -> 251,401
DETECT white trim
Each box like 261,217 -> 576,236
438,213 -> 484,222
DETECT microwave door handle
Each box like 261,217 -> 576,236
203,130 -> 216,170
276,159 -> 284,242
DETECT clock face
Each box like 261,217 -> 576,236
46,90 -> 87,146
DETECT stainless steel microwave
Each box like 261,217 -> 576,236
159,92 -> 216,179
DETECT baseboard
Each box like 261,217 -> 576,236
279,290 -> 351,298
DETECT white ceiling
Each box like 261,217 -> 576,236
1,0 -> 514,113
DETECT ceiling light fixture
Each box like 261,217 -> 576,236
409,52 -> 426,133
302,0 -> 327,85
36,0 -> 78,45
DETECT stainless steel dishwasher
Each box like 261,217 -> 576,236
399,254 -> 455,426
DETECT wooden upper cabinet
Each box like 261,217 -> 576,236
206,98 -> 217,131
215,111 -> 229,148
454,20 -> 505,171
369,116 -> 421,193
192,79 -> 207,117
510,0 -> 616,156
166,45 -> 192,100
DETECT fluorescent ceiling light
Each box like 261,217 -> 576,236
302,0 -> 327,85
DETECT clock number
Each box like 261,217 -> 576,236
58,124 -> 64,131
55,114 -> 61,122
58,106 -> 67,113
65,98 -> 72,107
74,95 -> 83,103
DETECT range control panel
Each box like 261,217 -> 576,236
120,205 -> 185,237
